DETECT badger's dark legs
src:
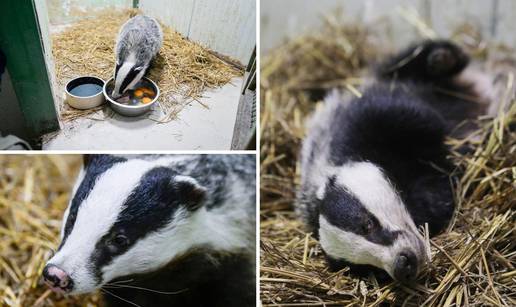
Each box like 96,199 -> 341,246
376,40 -> 470,82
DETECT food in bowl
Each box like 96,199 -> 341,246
114,86 -> 156,106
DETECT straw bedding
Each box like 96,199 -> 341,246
52,9 -> 243,122
0,156 -> 101,306
260,18 -> 515,306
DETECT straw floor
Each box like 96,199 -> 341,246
52,9 -> 243,122
0,156 -> 100,306
260,18 -> 516,306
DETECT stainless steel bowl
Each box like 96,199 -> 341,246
65,76 -> 105,109
103,77 -> 160,117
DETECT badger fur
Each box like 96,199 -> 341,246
42,154 -> 256,307
297,40 -> 493,283
112,15 -> 163,99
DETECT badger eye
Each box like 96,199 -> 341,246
362,219 -> 374,234
109,234 -> 129,249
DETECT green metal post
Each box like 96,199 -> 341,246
0,0 -> 59,138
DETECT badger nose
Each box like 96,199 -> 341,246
393,251 -> 418,283
42,264 -> 74,293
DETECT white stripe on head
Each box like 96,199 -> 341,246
113,52 -> 142,98
48,160 -> 156,294
335,162 -> 419,233
60,167 -> 86,240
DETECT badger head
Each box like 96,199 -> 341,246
316,162 -> 428,283
112,53 -> 147,99
42,155 -> 209,294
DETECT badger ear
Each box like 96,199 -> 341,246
173,175 -> 206,210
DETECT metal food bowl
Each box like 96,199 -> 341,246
65,76 -> 105,109
103,77 -> 160,117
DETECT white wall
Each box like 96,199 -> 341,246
139,0 -> 256,64
46,0 -> 132,24
261,0 -> 515,54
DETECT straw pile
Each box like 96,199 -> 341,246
260,18 -> 516,306
52,9 -> 243,122
0,155 -> 100,306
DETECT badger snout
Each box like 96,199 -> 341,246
393,251 -> 418,283
111,89 -> 123,100
42,264 -> 74,293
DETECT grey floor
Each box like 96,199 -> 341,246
43,77 -> 242,150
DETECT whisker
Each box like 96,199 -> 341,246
104,284 -> 189,295
101,288 -> 142,307
108,278 -> 135,285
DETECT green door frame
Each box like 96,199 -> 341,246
0,0 -> 59,138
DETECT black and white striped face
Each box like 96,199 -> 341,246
317,162 -> 428,283
112,53 -> 146,99
44,156 -> 209,294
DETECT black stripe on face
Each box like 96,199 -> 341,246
119,67 -> 142,94
114,62 -> 122,80
320,177 -> 401,246
60,155 -> 127,249
90,167 -> 206,284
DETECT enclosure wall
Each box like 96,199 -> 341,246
261,0 -> 516,53
139,0 -> 256,64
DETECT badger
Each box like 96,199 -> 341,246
112,15 -> 163,99
42,154 -> 256,307
297,40 -> 493,283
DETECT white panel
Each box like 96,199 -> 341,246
139,0 -> 255,65
187,0 -> 255,64
260,0 -> 425,55
429,0 -> 494,40
261,0 -> 361,54
46,0 -> 133,24
138,0 -> 194,35
494,0 -> 516,48
361,0 -> 426,49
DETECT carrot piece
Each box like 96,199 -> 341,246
134,89 -> 144,98
142,87 -> 155,97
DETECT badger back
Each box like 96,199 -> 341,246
112,15 -> 163,98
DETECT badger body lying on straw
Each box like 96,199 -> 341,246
297,40 -> 494,283
112,15 -> 163,99
42,155 -> 256,306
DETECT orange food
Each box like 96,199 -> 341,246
134,89 -> 144,98
141,97 -> 153,104
142,87 -> 155,97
